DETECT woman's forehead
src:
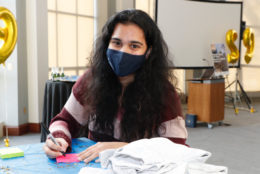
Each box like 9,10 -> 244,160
111,23 -> 146,43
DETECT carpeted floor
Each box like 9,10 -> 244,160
185,99 -> 260,174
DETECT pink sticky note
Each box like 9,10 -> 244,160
56,153 -> 80,163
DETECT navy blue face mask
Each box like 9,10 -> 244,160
106,49 -> 146,77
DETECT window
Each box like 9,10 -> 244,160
47,0 -> 94,77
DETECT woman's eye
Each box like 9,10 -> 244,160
131,44 -> 140,49
112,41 -> 121,46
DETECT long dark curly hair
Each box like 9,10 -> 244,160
85,9 -> 177,142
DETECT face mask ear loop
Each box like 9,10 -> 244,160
145,47 -> 152,59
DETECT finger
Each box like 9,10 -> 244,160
77,148 -> 90,158
95,159 -> 100,163
78,149 -> 94,161
84,152 -> 99,164
57,139 -> 68,152
57,138 -> 68,146
46,139 -> 62,152
60,144 -> 68,153
78,143 -> 98,156
43,144 -> 63,158
43,144 -> 62,158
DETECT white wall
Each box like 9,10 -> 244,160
0,0 -> 21,126
0,0 -> 48,127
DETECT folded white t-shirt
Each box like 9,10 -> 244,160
78,138 -> 227,174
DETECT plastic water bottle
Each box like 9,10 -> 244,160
60,67 -> 65,80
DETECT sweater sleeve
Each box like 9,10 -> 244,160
158,83 -> 188,146
49,69 -> 91,151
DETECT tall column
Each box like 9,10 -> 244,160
116,0 -> 135,12
26,0 -> 48,124
94,0 -> 108,41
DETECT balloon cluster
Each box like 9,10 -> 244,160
0,7 -> 17,65
226,27 -> 255,64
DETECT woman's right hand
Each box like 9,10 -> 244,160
43,137 -> 68,158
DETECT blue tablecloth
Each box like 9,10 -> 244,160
0,138 -> 101,174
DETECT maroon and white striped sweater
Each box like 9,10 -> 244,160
49,70 -> 188,151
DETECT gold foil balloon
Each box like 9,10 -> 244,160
226,29 -> 239,64
243,28 -> 254,64
0,7 -> 17,65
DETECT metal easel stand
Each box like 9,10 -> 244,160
225,68 -> 255,115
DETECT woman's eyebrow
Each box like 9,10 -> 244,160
111,37 -> 143,45
130,41 -> 143,45
111,37 -> 121,41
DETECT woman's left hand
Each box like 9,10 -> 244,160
77,142 -> 128,163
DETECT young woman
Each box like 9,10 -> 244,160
44,9 -> 187,163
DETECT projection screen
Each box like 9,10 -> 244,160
156,0 -> 243,69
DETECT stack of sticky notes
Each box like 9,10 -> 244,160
0,147 -> 24,159
56,153 -> 80,163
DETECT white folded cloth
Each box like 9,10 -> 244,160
100,137 -> 211,174
186,162 -> 228,174
78,137 -> 227,174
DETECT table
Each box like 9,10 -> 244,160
187,79 -> 225,128
0,138 -> 100,174
41,80 -> 75,142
